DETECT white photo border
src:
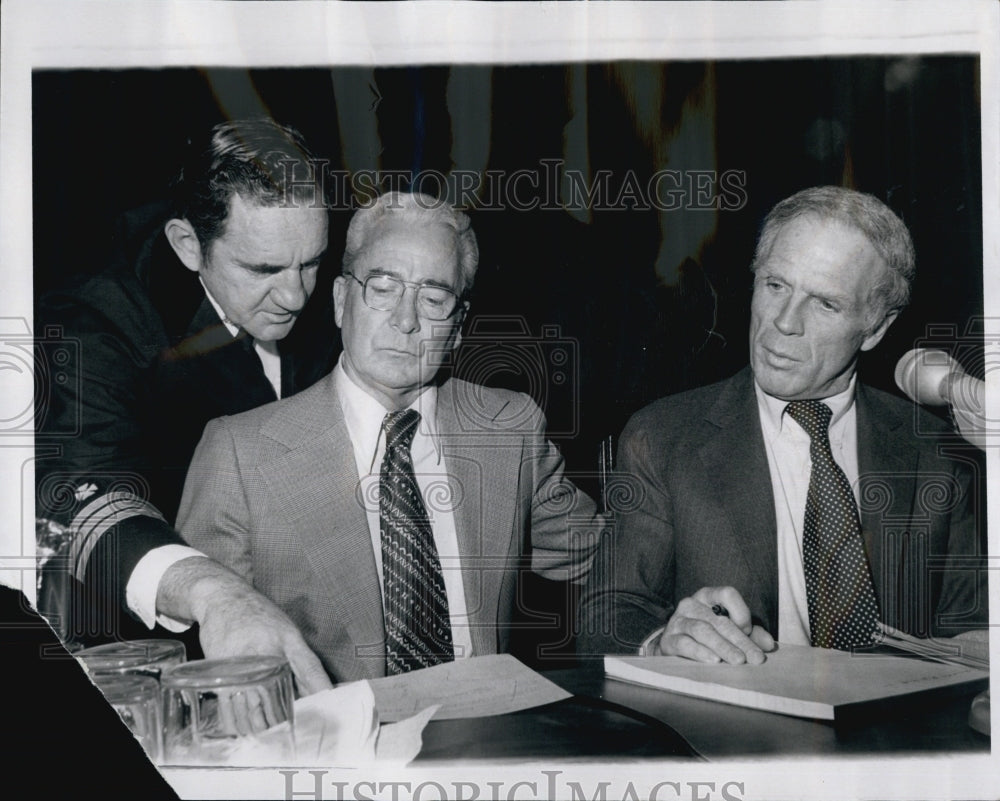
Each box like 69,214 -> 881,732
1,2 -> 996,800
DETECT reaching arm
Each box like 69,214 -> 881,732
156,555 -> 333,695
35,281 -> 190,639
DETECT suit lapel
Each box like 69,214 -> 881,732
190,301 -> 278,407
436,380 -> 519,656
855,382 -> 919,595
159,294 -> 277,414
257,376 -> 387,674
698,368 -> 780,630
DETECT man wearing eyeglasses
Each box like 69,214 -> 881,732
177,191 -> 603,682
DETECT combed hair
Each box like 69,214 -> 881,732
343,192 -> 479,294
172,118 -> 326,251
751,186 -> 915,328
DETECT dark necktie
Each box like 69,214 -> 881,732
379,409 -> 454,673
785,400 -> 879,650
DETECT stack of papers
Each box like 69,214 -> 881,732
605,643 -> 989,721
876,623 -> 990,670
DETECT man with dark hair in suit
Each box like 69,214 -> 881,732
578,185 -> 986,664
177,191 -> 603,681
36,118 -> 337,693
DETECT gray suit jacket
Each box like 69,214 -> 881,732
178,374 -> 602,681
577,367 -> 987,654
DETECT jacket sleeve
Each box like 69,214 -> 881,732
35,282 -> 186,639
174,417 -> 255,582
929,449 -> 989,636
576,414 -> 678,655
522,400 -> 605,584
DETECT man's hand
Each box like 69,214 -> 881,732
156,556 -> 334,696
653,586 -> 775,665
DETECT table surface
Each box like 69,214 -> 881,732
416,661 -> 990,762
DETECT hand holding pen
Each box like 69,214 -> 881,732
650,586 -> 776,665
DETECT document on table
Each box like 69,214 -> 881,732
370,654 -> 572,722
605,643 -> 989,721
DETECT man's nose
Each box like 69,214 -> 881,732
389,287 -> 421,334
273,268 -> 309,311
773,296 -> 804,335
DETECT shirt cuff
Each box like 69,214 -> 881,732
638,625 -> 667,656
125,544 -> 208,631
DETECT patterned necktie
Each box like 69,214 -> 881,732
379,409 -> 454,673
785,400 -> 879,650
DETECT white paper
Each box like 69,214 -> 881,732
370,653 -> 572,722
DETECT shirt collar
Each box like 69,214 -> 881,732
754,372 -> 857,435
334,357 -> 440,471
199,277 -> 240,338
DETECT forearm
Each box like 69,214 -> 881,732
42,509 -> 187,641
576,427 -> 678,654
932,461 -> 989,635
524,409 -> 605,582
577,523 -> 673,655
577,584 -> 671,654
154,554 -> 335,695
154,554 -> 248,625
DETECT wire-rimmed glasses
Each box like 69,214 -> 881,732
343,271 -> 464,321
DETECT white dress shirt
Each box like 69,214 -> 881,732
125,283 -> 282,630
335,359 -> 475,659
755,377 -> 860,645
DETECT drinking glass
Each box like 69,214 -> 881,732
93,673 -> 164,762
160,656 -> 295,765
77,638 -> 186,679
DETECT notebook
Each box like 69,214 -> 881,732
605,643 -> 989,721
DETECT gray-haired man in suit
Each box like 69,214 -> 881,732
178,191 -> 603,681
578,186 -> 986,664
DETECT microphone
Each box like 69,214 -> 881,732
894,348 -> 987,449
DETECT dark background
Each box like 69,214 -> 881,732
33,57 -> 984,478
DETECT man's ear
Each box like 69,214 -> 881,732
164,218 -> 205,273
860,309 -> 899,352
332,275 -> 347,329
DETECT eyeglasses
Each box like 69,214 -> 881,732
343,271 -> 464,321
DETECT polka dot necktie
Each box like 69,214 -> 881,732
785,401 -> 879,650
379,409 -> 454,673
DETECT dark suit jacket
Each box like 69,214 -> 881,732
577,367 -> 987,654
35,203 -> 339,643
177,374 -> 604,682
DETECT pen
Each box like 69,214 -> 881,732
711,604 -> 730,618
